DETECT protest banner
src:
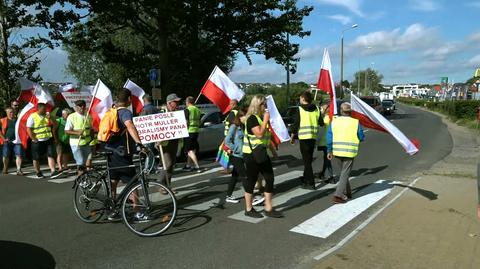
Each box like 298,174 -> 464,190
61,91 -> 93,108
133,110 -> 189,144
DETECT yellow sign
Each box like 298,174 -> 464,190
475,68 -> 480,77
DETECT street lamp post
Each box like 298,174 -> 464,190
340,24 -> 358,98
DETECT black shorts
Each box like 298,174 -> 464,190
108,146 -> 136,183
31,139 -> 56,160
184,133 -> 199,152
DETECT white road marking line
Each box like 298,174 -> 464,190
229,176 -> 358,223
172,167 -> 224,182
290,180 -> 395,238
313,177 -> 421,260
48,176 -> 77,183
186,170 -> 302,211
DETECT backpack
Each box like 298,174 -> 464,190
97,108 -> 125,143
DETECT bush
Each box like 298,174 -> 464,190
398,98 -> 480,121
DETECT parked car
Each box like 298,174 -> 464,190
381,100 -> 395,115
383,99 -> 396,110
281,106 -> 298,132
360,96 -> 384,115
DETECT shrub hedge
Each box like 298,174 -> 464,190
398,98 -> 480,120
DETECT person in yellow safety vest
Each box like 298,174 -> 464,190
55,108 -> 72,174
26,102 -> 60,179
317,104 -> 334,183
156,93 -> 182,193
183,96 -> 204,173
65,100 -> 93,175
242,94 -> 283,219
327,102 -> 364,204
224,99 -> 239,136
1,107 -> 24,175
290,90 -> 324,190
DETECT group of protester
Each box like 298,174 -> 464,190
0,99 -> 96,179
1,87 -> 364,219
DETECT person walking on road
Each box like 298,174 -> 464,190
1,107 -> 24,175
157,93 -> 182,193
224,108 -> 247,203
242,95 -> 283,218
317,104 -> 334,183
56,108 -> 72,174
220,99 -> 239,174
26,103 -> 60,179
327,102 -> 364,203
290,91 -> 323,190
183,96 -> 203,172
65,100 -> 93,176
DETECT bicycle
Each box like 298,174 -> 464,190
72,146 -> 177,237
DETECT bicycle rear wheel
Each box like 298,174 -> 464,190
121,181 -> 177,237
73,171 -> 108,223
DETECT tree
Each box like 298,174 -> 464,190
65,0 -> 313,98
0,0 -> 80,107
351,68 -> 384,95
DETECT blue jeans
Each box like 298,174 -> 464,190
70,145 -> 91,166
3,142 -> 23,158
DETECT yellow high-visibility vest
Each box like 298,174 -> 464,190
68,112 -> 92,146
318,115 -> 330,147
224,109 -> 238,136
31,113 -> 52,140
331,116 -> 360,158
187,105 -> 201,134
298,106 -> 320,140
242,115 -> 270,154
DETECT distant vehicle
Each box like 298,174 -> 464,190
381,100 -> 395,115
383,99 -> 396,110
360,96 -> 384,115
378,92 -> 394,102
282,106 -> 298,133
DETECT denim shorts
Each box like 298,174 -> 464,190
2,142 -> 23,158
70,145 -> 91,166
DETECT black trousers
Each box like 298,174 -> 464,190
227,155 -> 247,196
243,153 -> 274,194
299,139 -> 316,186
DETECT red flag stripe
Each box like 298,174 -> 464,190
351,111 -> 387,132
131,95 -> 143,115
201,80 -> 231,114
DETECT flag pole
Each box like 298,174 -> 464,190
195,66 -> 218,104
314,88 -> 319,101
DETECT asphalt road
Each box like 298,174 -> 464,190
0,104 -> 452,269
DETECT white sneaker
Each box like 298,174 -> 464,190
252,195 -> 265,206
226,195 -> 240,203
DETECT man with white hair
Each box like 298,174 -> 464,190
327,102 -> 364,204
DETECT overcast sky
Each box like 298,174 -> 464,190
35,0 -> 480,85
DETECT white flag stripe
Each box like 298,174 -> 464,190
322,49 -> 337,115
351,94 -> 418,155
209,66 -> 245,101
124,79 -> 146,103
60,83 -> 75,92
92,79 -> 113,119
266,95 -> 290,143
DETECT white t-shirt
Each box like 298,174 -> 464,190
27,114 -> 50,141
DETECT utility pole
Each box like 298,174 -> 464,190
286,32 -> 290,107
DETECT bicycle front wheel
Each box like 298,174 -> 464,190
73,171 -> 108,223
121,181 -> 177,237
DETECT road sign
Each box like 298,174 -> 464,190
149,69 -> 161,87
152,88 -> 162,100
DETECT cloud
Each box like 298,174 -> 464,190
468,54 -> 480,67
408,0 -> 441,11
326,14 -> 352,25
316,0 -> 364,17
229,63 -> 285,83
349,24 -> 438,55
421,42 -> 464,61
468,32 -> 480,42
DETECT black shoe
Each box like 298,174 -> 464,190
325,176 -> 335,184
244,208 -> 263,218
194,167 -> 205,173
301,184 -> 316,190
107,210 -> 122,222
264,209 -> 284,218
36,172 -> 45,179
182,166 -> 192,171
50,170 -> 62,179
318,172 -> 325,180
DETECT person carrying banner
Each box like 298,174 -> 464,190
290,91 -> 324,190
65,100 -> 93,175
183,96 -> 203,172
327,102 -> 364,203
56,108 -> 72,173
1,107 -> 24,175
317,103 -> 334,183
157,93 -> 182,193
26,103 -> 60,179
140,94 -> 160,172
242,95 -> 283,218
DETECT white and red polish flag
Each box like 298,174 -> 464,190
17,78 -> 36,103
317,48 -> 337,121
89,79 -> 113,130
55,83 -> 77,102
14,84 -> 55,149
123,79 -> 145,114
200,66 -> 245,114
266,95 -> 290,147
351,93 -> 419,155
